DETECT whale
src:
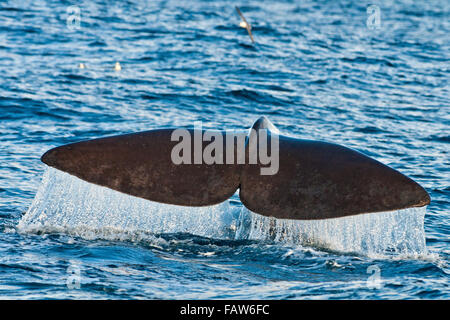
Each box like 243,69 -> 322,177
40,116 -> 430,220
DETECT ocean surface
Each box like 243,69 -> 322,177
0,0 -> 449,299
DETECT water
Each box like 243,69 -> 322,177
0,0 -> 449,299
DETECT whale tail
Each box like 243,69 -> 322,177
41,117 -> 430,220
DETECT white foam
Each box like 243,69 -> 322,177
19,167 -> 429,257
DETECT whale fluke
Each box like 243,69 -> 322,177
41,117 -> 430,220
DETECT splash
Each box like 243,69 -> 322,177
19,167 -> 428,257
18,167 -> 240,241
235,206 -> 428,257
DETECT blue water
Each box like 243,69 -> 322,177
0,0 -> 449,299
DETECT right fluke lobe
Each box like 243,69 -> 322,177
240,132 -> 430,220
